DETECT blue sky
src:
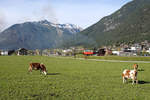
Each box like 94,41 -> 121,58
0,0 -> 132,30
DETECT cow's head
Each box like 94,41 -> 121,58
133,64 -> 138,70
40,64 -> 47,75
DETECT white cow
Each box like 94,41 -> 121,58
122,64 -> 138,84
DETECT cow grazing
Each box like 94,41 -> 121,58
122,64 -> 138,84
28,63 -> 47,75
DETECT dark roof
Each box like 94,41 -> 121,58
18,48 -> 28,51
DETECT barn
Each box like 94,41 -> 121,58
97,49 -> 106,56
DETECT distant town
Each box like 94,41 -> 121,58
1,40 -> 150,57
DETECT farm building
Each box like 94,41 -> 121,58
17,48 -> 28,55
97,49 -> 106,56
83,50 -> 93,55
105,48 -> 112,56
1,51 -> 8,56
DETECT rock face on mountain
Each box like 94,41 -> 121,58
79,0 -> 150,47
0,20 -> 82,49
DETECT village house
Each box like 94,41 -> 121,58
1,51 -> 8,56
17,48 -> 28,55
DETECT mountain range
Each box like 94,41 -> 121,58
78,0 -> 150,47
0,20 -> 82,49
0,0 -> 150,49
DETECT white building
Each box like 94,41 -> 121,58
112,51 -> 120,55
1,51 -> 8,56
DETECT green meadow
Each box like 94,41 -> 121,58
0,56 -> 150,100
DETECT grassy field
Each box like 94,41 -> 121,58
0,56 -> 150,100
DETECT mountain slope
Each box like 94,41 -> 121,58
0,20 -> 82,49
79,0 -> 150,47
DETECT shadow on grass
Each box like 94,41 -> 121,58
47,73 -> 61,75
138,80 -> 150,84
138,69 -> 144,72
127,80 -> 150,84
31,94 -> 39,97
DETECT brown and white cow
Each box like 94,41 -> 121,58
122,64 -> 138,84
28,63 -> 47,75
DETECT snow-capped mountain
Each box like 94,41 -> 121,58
38,20 -> 83,34
0,20 -> 83,49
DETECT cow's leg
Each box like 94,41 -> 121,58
123,77 -> 126,83
132,78 -> 135,85
132,80 -> 134,85
136,80 -> 138,84
40,70 -> 42,74
28,66 -> 32,74
135,77 -> 138,84
132,76 -> 138,85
